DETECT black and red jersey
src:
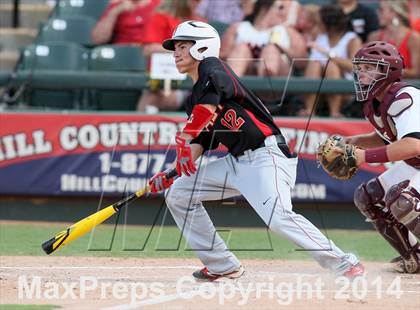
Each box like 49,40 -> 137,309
187,57 -> 284,156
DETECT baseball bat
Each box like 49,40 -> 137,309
41,169 -> 178,255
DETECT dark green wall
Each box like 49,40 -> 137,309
0,197 -> 372,230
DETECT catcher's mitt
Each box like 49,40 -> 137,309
317,135 -> 358,180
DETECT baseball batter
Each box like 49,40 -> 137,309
149,21 -> 363,281
348,41 -> 420,273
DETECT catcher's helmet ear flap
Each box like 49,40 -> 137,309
162,20 -> 221,61
352,41 -> 404,102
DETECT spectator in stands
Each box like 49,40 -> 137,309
410,0 -> 420,32
91,0 -> 160,45
295,4 -> 321,44
137,0 -> 205,112
141,0 -> 205,58
368,0 -> 420,78
277,0 -> 301,27
220,0 -> 307,77
195,0 -> 254,24
336,0 -> 379,42
300,5 -> 361,118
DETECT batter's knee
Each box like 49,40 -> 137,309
165,179 -> 201,212
354,178 -> 385,220
386,180 -> 420,238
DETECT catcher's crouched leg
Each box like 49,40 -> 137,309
385,180 -> 420,239
354,178 -> 420,273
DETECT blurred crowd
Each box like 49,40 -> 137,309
91,0 -> 420,117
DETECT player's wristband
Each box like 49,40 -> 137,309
183,104 -> 214,138
365,146 -> 389,163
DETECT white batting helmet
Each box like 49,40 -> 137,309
162,20 -> 221,61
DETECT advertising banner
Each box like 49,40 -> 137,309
0,112 -> 387,202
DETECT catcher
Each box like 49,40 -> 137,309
318,41 -> 420,273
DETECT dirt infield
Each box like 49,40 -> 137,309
1,256 -> 419,310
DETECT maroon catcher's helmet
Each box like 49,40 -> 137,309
352,41 -> 404,102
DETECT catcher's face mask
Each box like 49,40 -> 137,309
352,59 -> 389,102
351,41 -> 403,102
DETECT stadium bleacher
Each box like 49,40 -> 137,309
0,0 -> 417,113
0,0 -> 52,71
18,41 -> 89,109
54,0 -> 109,20
89,45 -> 147,110
37,15 -> 97,46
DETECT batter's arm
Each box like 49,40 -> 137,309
178,103 -> 217,141
166,142 -> 204,172
344,131 -> 386,148
175,100 -> 218,176
190,143 -> 205,162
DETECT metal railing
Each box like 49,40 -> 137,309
1,70 -> 419,94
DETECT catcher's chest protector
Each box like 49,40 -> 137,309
363,82 -> 420,168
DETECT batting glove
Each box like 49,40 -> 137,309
149,170 -> 174,193
175,133 -> 197,176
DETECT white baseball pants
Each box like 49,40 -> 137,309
165,135 -> 359,275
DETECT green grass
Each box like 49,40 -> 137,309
0,306 -> 58,310
0,222 -> 396,262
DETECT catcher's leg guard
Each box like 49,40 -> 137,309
354,178 -> 419,273
385,180 -> 420,239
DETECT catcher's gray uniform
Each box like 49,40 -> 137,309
165,135 -> 359,275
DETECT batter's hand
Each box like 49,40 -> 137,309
175,133 -> 197,176
149,170 -> 174,193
